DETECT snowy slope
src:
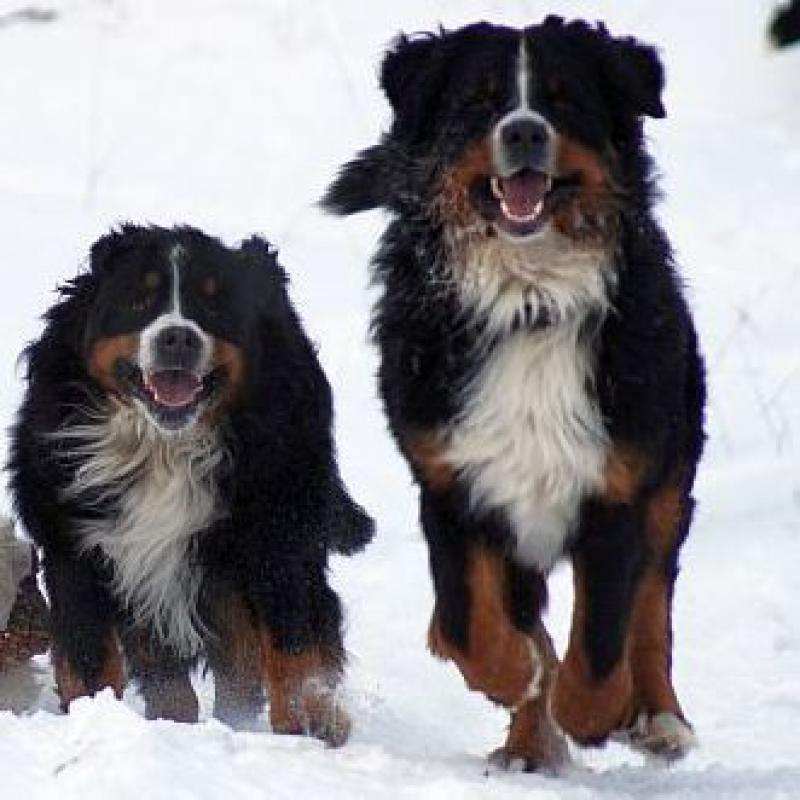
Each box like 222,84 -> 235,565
0,1 -> 798,798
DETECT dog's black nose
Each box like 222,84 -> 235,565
496,118 -> 552,174
153,325 -> 203,371
501,119 -> 549,150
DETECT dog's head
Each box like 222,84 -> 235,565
325,17 -> 664,247
76,225 -> 282,432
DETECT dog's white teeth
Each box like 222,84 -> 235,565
499,198 -> 544,224
144,380 -> 161,405
490,176 -> 504,200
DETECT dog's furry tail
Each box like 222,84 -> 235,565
320,143 -> 403,216
326,478 -> 375,555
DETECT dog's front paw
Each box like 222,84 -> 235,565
487,740 -> 569,776
53,638 -> 125,712
304,695 -> 352,748
487,702 -> 571,776
270,679 -> 351,748
552,653 -> 632,745
616,711 -> 697,763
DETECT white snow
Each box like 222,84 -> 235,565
0,1 -> 798,798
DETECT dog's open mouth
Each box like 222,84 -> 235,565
115,360 -> 221,429
144,370 -> 203,408
491,170 -> 551,226
470,168 -> 580,238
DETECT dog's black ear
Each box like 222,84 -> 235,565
237,235 -> 290,311
89,230 -> 124,273
381,30 -> 449,138
89,224 -> 143,274
602,34 -> 666,121
238,234 -> 281,275
381,32 -> 442,115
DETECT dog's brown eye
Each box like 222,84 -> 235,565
473,77 -> 501,105
201,275 -> 218,297
131,296 -> 153,313
546,77 -> 570,109
131,274 -> 160,313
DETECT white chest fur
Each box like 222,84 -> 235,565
55,403 -> 226,655
444,327 -> 608,570
442,226 -> 611,571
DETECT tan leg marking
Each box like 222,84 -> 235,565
429,548 -> 568,771
127,630 -> 198,723
629,481 -> 686,720
142,675 -> 199,723
492,624 -> 570,772
209,594 -> 264,724
260,632 -> 350,747
553,558 -> 634,743
405,431 -> 456,493
54,631 -> 125,711
602,446 -> 649,505
212,593 -> 262,682
629,571 -> 682,719
554,446 -> 649,742
428,549 -> 532,703
624,480 -> 697,758
555,471 -> 694,756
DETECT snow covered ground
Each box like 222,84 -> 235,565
0,0 -> 798,797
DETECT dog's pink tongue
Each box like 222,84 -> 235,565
148,370 -> 201,407
500,171 -> 549,217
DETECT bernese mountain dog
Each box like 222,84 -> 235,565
8,224 -> 373,745
324,17 -> 705,769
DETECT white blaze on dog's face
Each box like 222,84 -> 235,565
136,244 -> 214,431
489,37 -> 558,242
